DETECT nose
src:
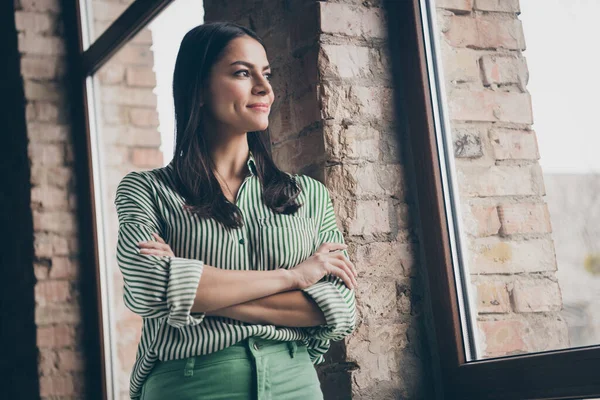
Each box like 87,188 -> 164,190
252,76 -> 272,97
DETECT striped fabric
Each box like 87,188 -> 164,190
114,151 -> 357,399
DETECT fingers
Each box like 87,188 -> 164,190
138,233 -> 174,257
331,252 -> 358,280
326,259 -> 355,290
316,242 -> 348,254
328,257 -> 358,289
138,248 -> 170,256
138,241 -> 170,252
152,232 -> 166,244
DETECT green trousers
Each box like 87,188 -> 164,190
140,337 -> 324,400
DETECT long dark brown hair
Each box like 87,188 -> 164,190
171,21 -> 301,230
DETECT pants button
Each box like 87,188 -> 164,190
253,342 -> 260,350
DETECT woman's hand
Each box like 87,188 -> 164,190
137,233 -> 175,257
290,243 -> 358,290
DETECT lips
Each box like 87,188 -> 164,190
247,103 -> 270,109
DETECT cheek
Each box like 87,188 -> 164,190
212,82 -> 247,111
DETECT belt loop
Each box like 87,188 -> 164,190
184,356 -> 195,377
287,341 -> 298,358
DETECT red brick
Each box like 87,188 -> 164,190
101,104 -> 128,125
437,0 -> 472,13
440,45 -> 480,84
24,80 -> 63,102
474,0 -> 520,13
34,233 -> 70,257
131,148 -> 163,167
91,0 -> 127,22
39,374 -> 76,397
28,143 -> 65,166
443,14 -> 525,50
31,186 -> 69,210
457,165 -> 544,197
448,89 -> 532,124
26,102 -> 36,121
34,101 -> 67,123
348,200 -> 391,236
131,28 -> 154,45
476,281 -> 510,313
57,349 -> 85,372
498,203 -> 552,235
126,66 -> 157,87
511,279 -> 562,313
470,237 -> 557,274
464,204 -> 500,237
34,262 -> 50,280
36,304 -> 81,325
101,86 -> 157,107
112,44 -> 154,66
489,128 -> 540,160
480,55 -> 528,88
33,210 -> 77,234
37,325 -> 77,348
18,33 -> 65,55
38,349 -> 58,376
353,242 -> 416,278
27,123 -> 69,143
20,56 -> 63,79
14,11 -> 57,34
129,108 -> 159,127
19,0 -> 61,13
97,63 -> 125,84
35,280 -> 71,305
47,166 -> 73,188
49,257 -> 79,279
319,2 -> 386,39
479,319 -> 527,357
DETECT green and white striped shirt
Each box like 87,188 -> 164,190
115,152 -> 357,399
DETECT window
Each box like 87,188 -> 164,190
68,1 -> 203,398
386,0 -> 600,398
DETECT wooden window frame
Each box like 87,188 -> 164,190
385,0 -> 600,399
63,0 -> 600,398
62,1 -> 175,399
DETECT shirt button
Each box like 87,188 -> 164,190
239,238 -> 245,245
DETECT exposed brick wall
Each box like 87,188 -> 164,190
437,0 -> 569,357
14,0 -> 161,397
15,0 -> 88,397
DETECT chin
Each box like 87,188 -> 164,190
248,121 -> 269,132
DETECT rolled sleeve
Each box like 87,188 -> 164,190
115,171 -> 205,329
301,182 -> 357,342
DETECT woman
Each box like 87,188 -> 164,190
115,21 -> 357,400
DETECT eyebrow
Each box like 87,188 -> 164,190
229,60 -> 271,70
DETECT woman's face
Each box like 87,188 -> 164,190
203,36 -> 274,135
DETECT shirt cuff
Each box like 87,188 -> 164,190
302,280 -> 354,340
166,257 -> 205,328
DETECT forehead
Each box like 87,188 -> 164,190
220,36 -> 269,66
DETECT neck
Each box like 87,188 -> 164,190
208,135 -> 251,181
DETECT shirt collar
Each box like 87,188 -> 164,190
246,151 -> 257,177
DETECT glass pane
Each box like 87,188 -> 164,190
87,0 -> 204,397
424,0 -> 600,361
80,0 -> 132,45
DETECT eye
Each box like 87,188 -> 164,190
234,70 -> 273,81
235,69 -> 251,77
